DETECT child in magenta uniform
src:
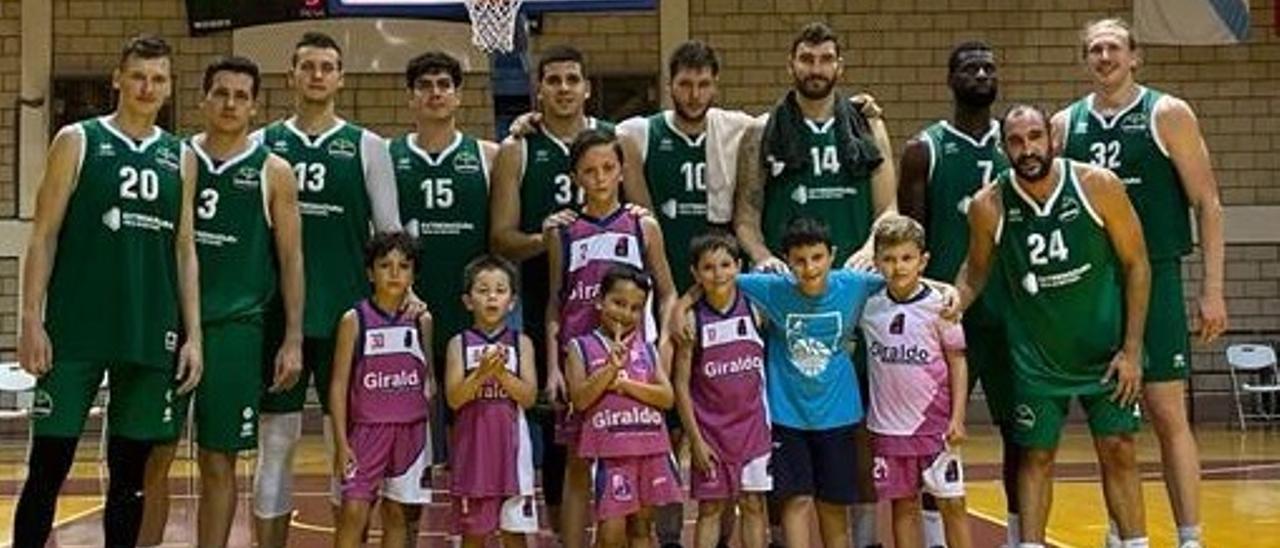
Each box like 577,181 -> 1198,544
329,232 -> 434,548
545,128 -> 678,545
566,265 -> 682,548
445,255 -> 540,547
859,215 -> 971,548
673,232 -> 772,548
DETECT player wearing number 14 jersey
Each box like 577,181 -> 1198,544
249,32 -> 402,548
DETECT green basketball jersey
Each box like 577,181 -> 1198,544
642,112 -> 708,291
518,117 -> 614,234
762,118 -> 873,266
261,119 -> 372,337
1062,87 -> 1191,260
390,132 -> 489,355
45,117 -> 184,369
996,159 -> 1124,395
190,138 -> 276,325
918,120 -> 1010,326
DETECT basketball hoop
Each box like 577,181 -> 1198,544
464,0 -> 523,54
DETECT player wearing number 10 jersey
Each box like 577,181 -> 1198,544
249,32 -> 402,548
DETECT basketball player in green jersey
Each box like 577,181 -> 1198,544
897,41 -> 1020,547
136,57 -> 304,548
732,23 -> 896,547
253,32 -> 403,548
491,45 -> 653,548
734,23 -> 896,274
1050,19 -> 1227,548
957,105 -> 1151,548
389,50 -> 497,499
13,35 -> 202,548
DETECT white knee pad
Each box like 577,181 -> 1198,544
253,412 -> 302,518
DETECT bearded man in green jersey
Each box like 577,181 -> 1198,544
14,35 -> 202,548
1051,19 -> 1227,548
897,41 -> 1020,547
958,105 -> 1151,548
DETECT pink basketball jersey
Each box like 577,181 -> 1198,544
574,330 -> 671,459
349,299 -> 429,425
690,293 -> 770,464
450,327 -> 535,498
558,208 -> 651,346
858,285 -> 965,454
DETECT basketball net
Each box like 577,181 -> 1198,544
465,0 -> 523,53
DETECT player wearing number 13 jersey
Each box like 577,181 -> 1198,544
247,32 -> 402,548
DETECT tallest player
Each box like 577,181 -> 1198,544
254,31 -> 402,548
14,35 -> 202,548
1052,19 -> 1227,548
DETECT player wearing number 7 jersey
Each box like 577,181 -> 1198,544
14,35 -> 202,548
249,32 -> 402,548
1051,19 -> 1226,548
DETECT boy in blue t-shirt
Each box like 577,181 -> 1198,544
736,217 -> 884,548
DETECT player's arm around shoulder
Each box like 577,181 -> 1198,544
1049,107 -> 1070,155
732,121 -> 777,267
489,135 -> 533,259
955,184 -> 1001,311
897,135 -> 931,223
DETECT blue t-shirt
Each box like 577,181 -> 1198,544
738,269 -> 884,430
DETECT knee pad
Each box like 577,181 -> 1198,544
253,412 -> 301,518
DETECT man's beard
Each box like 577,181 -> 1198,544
795,75 -> 835,100
1014,152 -> 1052,181
674,101 -> 708,124
954,84 -> 997,109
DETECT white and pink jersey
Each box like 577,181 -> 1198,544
858,285 -> 965,455
349,299 -> 430,425
574,329 -> 671,459
558,208 -> 654,346
691,293 -> 770,465
450,327 -> 535,499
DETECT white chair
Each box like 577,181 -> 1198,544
0,361 -> 37,419
1226,343 -> 1280,430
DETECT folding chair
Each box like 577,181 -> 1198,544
1226,343 -> 1280,430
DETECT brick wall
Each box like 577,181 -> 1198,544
0,2 -> 19,218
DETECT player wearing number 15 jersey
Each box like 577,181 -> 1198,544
14,36 -> 202,548
249,32 -> 402,548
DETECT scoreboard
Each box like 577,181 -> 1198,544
186,0 -> 326,35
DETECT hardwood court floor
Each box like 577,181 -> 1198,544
0,424 -> 1277,547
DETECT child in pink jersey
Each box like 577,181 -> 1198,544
444,255 -> 540,548
329,232 -> 435,548
859,215 -> 971,548
673,231 -> 772,548
566,264 -> 682,548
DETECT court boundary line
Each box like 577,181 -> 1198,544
0,501 -> 105,548
966,502 -> 1079,548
